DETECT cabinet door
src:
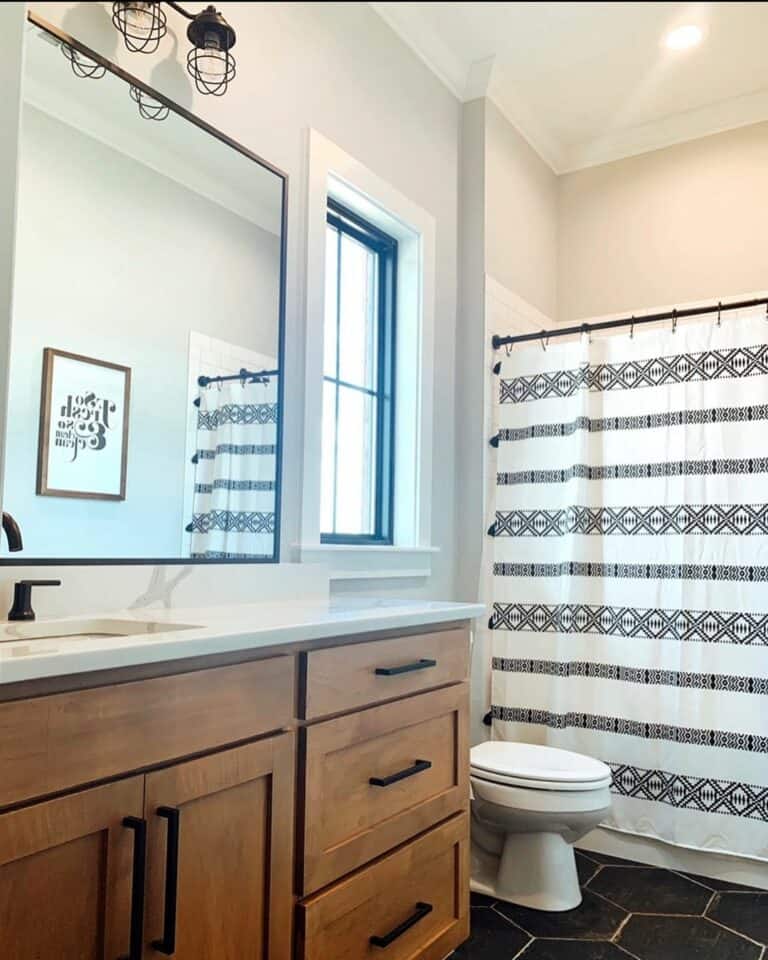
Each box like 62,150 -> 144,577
0,776 -> 145,960
144,733 -> 295,960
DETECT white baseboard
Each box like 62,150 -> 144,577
580,826 -> 768,890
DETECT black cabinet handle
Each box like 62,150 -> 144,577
120,816 -> 147,960
370,902 -> 433,948
152,807 -> 181,956
375,658 -> 437,677
369,759 -> 432,788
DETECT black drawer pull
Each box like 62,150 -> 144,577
375,658 -> 436,677
370,902 -> 433,948
120,816 -> 147,960
152,807 -> 181,955
370,759 -> 432,788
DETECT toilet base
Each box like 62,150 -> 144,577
471,831 -> 582,912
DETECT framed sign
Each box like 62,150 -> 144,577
37,348 -> 131,500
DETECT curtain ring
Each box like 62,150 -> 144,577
630,316 -> 635,339
540,330 -> 547,352
672,308 -> 678,334
505,342 -> 513,356
717,301 -> 722,328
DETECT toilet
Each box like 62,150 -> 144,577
470,741 -> 612,912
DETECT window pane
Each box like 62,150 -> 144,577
320,381 -> 337,533
338,233 -> 378,389
334,385 -> 377,536
324,226 -> 338,378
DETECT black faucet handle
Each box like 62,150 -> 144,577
8,580 -> 62,622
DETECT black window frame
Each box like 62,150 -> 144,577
321,198 -> 397,546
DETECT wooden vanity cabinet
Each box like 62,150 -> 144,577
0,624 -> 472,960
0,776 -> 145,960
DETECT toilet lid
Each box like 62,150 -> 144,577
470,741 -> 612,791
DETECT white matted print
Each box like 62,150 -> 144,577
37,349 -> 131,500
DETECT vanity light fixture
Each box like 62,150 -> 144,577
112,1 -> 237,97
112,2 -> 167,54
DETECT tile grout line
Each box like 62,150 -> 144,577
611,907 -> 634,943
704,915 -> 767,949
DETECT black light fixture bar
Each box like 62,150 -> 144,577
491,296 -> 768,350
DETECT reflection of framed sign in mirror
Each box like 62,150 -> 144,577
37,348 -> 131,501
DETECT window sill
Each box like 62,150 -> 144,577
295,544 -> 439,581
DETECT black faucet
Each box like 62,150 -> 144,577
1,512 -> 22,552
8,580 -> 61,622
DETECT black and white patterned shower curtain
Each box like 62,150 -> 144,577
188,378 -> 277,559
487,306 -> 768,860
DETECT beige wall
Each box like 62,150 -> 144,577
484,99 -> 558,320
558,121 -> 768,323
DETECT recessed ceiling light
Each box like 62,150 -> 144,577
665,25 -> 703,51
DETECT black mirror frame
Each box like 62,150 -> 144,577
1,11 -> 288,567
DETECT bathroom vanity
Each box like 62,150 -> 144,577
0,601 -> 481,959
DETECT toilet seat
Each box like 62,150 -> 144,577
470,741 -> 612,792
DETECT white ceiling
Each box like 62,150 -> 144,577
369,2 -> 768,172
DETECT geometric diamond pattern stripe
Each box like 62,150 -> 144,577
492,560 -> 768,582
491,705 -> 768,754
490,602 -> 768,646
498,402 -> 768,442
498,457 -> 768,486
198,402 -> 278,429
493,504 -> 768,536
492,657 -> 768,695
188,510 -> 276,534
608,763 -> 768,822
500,342 -> 768,404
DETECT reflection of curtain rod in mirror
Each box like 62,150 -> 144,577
197,369 -> 279,388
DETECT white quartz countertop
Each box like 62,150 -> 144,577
0,598 -> 485,685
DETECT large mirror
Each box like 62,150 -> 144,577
1,16 -> 286,563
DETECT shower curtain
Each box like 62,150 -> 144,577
487,306 -> 768,861
188,377 -> 278,559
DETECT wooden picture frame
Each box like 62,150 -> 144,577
37,348 -> 131,501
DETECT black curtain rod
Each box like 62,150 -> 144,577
491,296 -> 768,350
198,368 -> 278,387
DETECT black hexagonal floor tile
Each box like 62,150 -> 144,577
617,915 -> 762,960
495,891 -> 627,940
470,891 -> 498,908
588,867 -> 712,915
576,852 -> 601,887
451,906 -> 531,959
575,849 -> 639,867
680,872 -> 766,893
516,941 -> 632,959
706,892 -> 768,945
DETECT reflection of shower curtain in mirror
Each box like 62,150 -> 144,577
486,307 -> 768,862
188,378 -> 277,559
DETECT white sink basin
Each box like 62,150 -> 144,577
0,618 -> 200,643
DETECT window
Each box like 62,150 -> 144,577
321,199 -> 397,544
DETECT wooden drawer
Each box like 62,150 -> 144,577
301,683 -> 468,894
298,813 -> 469,960
302,628 -> 468,719
0,656 -> 294,809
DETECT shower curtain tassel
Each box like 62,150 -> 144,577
482,710 -> 493,727
492,360 -> 502,375
489,434 -> 500,448
191,453 -> 199,465
185,522 -> 194,533
193,396 -> 201,408
487,521 -> 497,537
487,615 -> 495,630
